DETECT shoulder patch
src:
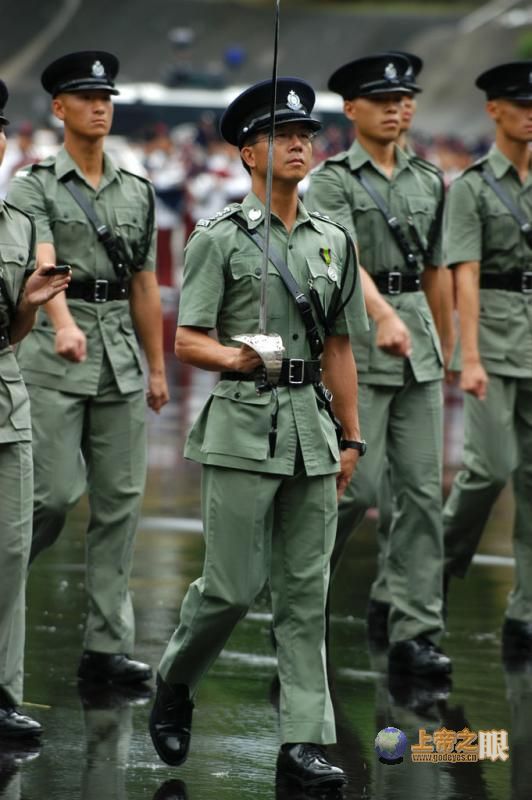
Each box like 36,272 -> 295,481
194,203 -> 241,231
309,210 -> 354,240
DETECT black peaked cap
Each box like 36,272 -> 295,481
41,51 -> 119,97
220,77 -> 321,147
476,61 -> 532,100
328,53 -> 414,100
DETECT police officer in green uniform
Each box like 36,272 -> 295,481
149,78 -> 367,788
0,79 -> 72,737
363,52 -> 454,648
443,62 -> 532,655
7,51 -> 169,685
306,53 -> 451,676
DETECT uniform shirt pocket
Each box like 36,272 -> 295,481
0,363 -> 30,430
478,297 -> 509,361
200,380 -> 271,459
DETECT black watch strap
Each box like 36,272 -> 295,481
340,439 -> 367,455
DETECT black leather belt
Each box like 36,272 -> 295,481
66,279 -> 130,303
0,326 -> 9,350
221,358 -> 322,386
375,271 -> 421,295
480,271 -> 532,293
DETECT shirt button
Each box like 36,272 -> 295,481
235,392 -> 241,399
289,245 -> 294,250
292,333 -> 299,340
255,268 -> 261,276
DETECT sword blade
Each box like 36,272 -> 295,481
259,0 -> 280,335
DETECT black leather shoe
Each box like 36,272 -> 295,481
502,617 -> 532,663
366,599 -> 390,649
78,651 -> 152,685
152,779 -> 188,800
149,675 -> 194,766
388,637 -> 452,677
276,743 -> 347,788
0,706 -> 42,739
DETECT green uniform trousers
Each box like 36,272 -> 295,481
334,372 -> 445,643
0,442 -> 33,706
27,357 -> 147,654
159,462 -> 338,745
444,374 -> 532,621
369,464 -> 393,607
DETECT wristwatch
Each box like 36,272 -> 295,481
340,439 -> 367,456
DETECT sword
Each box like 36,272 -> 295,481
233,0 -> 285,389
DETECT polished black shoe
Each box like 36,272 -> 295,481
388,637 -> 452,677
276,743 -> 347,789
502,617 -> 532,663
0,705 -> 43,739
78,651 -> 152,685
149,675 -> 194,766
152,779 -> 188,800
366,599 -> 390,649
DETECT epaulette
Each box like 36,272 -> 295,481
310,151 -> 349,176
410,155 -> 444,178
309,211 -> 356,243
118,167 -> 152,186
195,203 -> 241,229
13,156 -> 55,178
459,153 -> 489,177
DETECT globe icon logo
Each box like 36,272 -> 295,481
375,726 -> 408,765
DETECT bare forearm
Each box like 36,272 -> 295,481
175,326 -> 259,372
322,335 -> 360,440
421,266 -> 442,330
10,296 -> 38,343
360,266 -> 393,323
130,277 -> 165,373
455,262 -> 481,364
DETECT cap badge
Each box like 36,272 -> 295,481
249,208 -> 262,221
287,90 -> 302,111
384,62 -> 398,81
91,60 -> 106,78
405,66 -> 413,79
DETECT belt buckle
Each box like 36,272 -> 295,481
387,271 -> 402,295
288,358 -> 305,385
522,272 -> 532,294
93,279 -> 109,303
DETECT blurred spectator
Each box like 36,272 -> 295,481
0,121 -> 39,198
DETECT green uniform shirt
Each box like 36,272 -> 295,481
180,192 -> 367,477
446,145 -> 532,378
0,199 -> 34,443
6,147 -> 156,395
305,140 -> 445,386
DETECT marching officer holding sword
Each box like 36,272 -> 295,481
149,76 -> 367,788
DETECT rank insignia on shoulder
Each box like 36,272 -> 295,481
320,247 -> 332,266
196,218 -> 211,227
14,169 -> 30,178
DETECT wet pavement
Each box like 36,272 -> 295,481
0,358 -> 525,800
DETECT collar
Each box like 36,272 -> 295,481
488,145 -> 531,180
240,192 -> 322,232
346,139 -> 411,177
55,146 -> 121,187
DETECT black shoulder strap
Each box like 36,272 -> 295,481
62,178 -> 128,280
230,215 -> 323,358
480,166 -> 532,243
352,169 -> 420,271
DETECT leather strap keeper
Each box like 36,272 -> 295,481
221,358 -> 322,386
66,279 -> 130,303
480,270 -> 532,293
374,271 -> 421,295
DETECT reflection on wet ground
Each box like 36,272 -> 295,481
0,360 -> 524,800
